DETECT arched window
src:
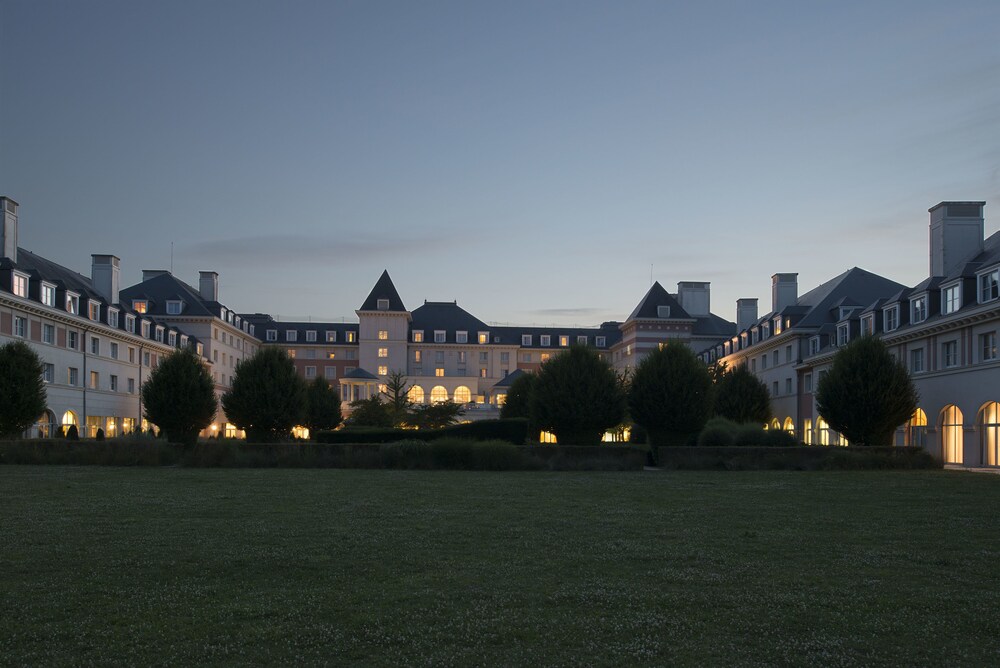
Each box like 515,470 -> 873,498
34,409 -> 56,438
817,417 -> 831,446
453,386 -> 471,404
979,402 -> 1000,467
408,385 -> 425,404
906,408 -> 927,447
803,418 -> 813,445
769,418 -> 780,430
430,386 -> 448,404
61,410 -> 77,426
783,417 -> 795,435
940,405 -> 964,464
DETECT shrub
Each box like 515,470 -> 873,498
95,428 -> 105,442
816,335 -> 918,446
345,396 -> 395,428
628,342 -> 713,447
409,401 -> 465,430
0,340 -> 47,438
66,424 -> 79,441
315,419 -> 529,445
142,347 -> 218,446
222,347 -> 306,442
697,418 -> 737,447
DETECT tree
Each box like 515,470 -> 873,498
816,335 -> 918,446
713,363 -> 771,425
0,340 -> 47,438
500,372 -> 536,422
530,344 -> 626,446
345,396 -> 394,428
304,376 -> 342,434
628,342 -> 713,447
380,371 -> 413,426
222,347 -> 306,442
410,400 -> 464,430
141,347 -> 218,446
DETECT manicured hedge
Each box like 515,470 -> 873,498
656,446 -> 940,471
315,418 -> 529,445
0,439 -> 181,466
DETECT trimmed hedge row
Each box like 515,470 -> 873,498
315,418 -> 530,445
656,446 -> 940,471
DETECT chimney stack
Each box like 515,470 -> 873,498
771,273 -> 798,314
736,298 -> 758,331
199,271 -> 219,302
142,269 -> 170,282
929,201 -> 985,277
1,196 -> 18,262
677,281 -> 710,316
91,255 -> 121,304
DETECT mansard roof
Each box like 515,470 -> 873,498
626,282 -> 691,320
358,270 -> 406,312
11,249 -> 102,301
410,301 -> 488,337
120,272 -> 222,317
492,368 -> 527,388
793,267 -> 907,328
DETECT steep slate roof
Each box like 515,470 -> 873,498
239,313 -> 359,343
343,367 -> 378,380
11,248 -> 102,300
490,322 -> 623,348
792,267 -> 907,328
120,272 -> 221,317
358,270 -> 406,312
410,301 -> 489,340
691,313 -> 737,337
626,282 -> 690,320
492,368 -> 526,388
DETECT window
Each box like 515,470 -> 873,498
14,316 -> 27,337
942,285 -> 960,315
457,351 -> 467,364
68,367 -> 79,386
305,366 -> 317,378
433,330 -> 446,343
479,352 -> 488,363
456,331 -> 468,344
751,329 -> 759,345
110,342 -> 119,359
860,315 -> 873,336
110,375 -> 118,392
479,368 -> 487,378
42,324 -> 55,344
106,308 -> 118,328
522,334 -> 532,346
68,331 -> 78,349
657,305 -> 671,318
942,340 -> 958,368
837,325 -> 849,347
166,300 -> 183,315
154,327 -> 164,343
288,349 -> 296,358
804,373 -> 812,392
286,330 -> 298,342
412,331 -> 424,343
324,366 -> 336,380
559,336 -> 569,347
761,355 -> 767,370
435,368 -> 444,377
434,351 -> 445,364
326,330 -> 337,343
12,272 -> 28,297
346,331 -> 357,343
478,332 -> 489,344
378,348 -> 388,358
982,332 -> 998,361
414,350 -> 422,363
143,351 -> 150,367
751,358 -> 757,372
910,348 -> 924,373
772,350 -> 779,366
378,330 -> 388,341
540,353 -> 550,362
125,315 -> 135,334
762,323 -> 770,339
40,283 -> 56,306
911,296 -> 927,324
131,299 -> 146,314
596,336 -> 606,348
128,378 -> 135,394
140,321 -> 150,339
90,371 -> 99,389
168,332 -> 176,346
266,329 -> 277,342
430,386 -> 448,403
980,269 -> 999,303
772,381 -> 779,396
774,318 -> 783,335
306,330 -> 317,342
884,307 -> 899,332
377,298 -> 389,310
454,386 -> 471,403
65,294 -> 80,315
785,345 -> 792,363
42,363 -> 54,383
540,335 -> 551,347
500,352 -> 509,363
785,378 -> 792,394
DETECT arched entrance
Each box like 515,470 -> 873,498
940,405 -> 963,464
906,408 -> 927,448
979,402 -> 1000,467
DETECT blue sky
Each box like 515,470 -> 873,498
2,0 -> 998,326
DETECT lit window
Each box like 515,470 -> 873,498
540,353 -> 550,362
435,368 -> 444,377
434,331 -> 446,343
90,371 -> 99,389
884,307 -> 898,332
980,269 -> 999,303
378,348 -> 388,358
540,335 -> 551,346
430,386 -> 448,403
774,318 -> 783,335
346,331 -> 357,343
288,349 -> 296,358
942,340 -> 958,368
132,300 -> 147,314
412,331 -> 424,343
596,336 -> 606,348
266,329 -> 277,341
982,332 -> 998,361
559,336 -> 569,347
942,285 -> 960,315
13,316 -> 27,338
326,330 -> 337,343
480,368 -> 487,378
166,300 -> 183,315
911,296 -> 927,324
306,330 -> 317,342
414,350 -> 422,363
456,331 -> 468,344
378,330 -> 388,341
40,283 -> 56,306
910,348 -> 924,373
286,330 -> 298,342
408,385 -> 425,403
478,332 -> 489,344
522,334 -> 532,346
454,386 -> 471,403
12,272 -> 28,297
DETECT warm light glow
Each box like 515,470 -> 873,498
539,431 -> 557,444
495,393 -> 506,406
783,417 -> 794,435
978,402 -> 999,466
408,385 -> 425,404
430,386 -> 448,403
453,385 -> 471,403
940,405 -> 963,464
61,410 -> 77,426
211,424 -> 218,431
906,408 -> 927,447
291,425 -> 310,440
378,330 -> 388,340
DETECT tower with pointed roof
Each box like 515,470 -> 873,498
356,270 -> 411,384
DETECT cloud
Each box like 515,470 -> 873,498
183,232 -> 464,265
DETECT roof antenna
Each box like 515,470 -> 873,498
650,264 -> 653,286
170,242 -> 174,274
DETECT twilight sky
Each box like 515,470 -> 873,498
2,0 -> 999,326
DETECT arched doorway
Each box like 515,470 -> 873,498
34,409 -> 56,438
940,405 -> 964,464
408,385 -> 425,404
430,386 -> 448,404
453,386 -> 471,404
906,408 -> 927,448
979,402 -> 1000,467
783,417 -> 795,436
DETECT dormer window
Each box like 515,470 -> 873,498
132,300 -> 147,314
434,330 -> 446,343
40,282 -> 56,307
327,330 -> 338,343
522,334 -> 532,346
11,272 -> 28,298
773,317 -> 782,335
478,332 -> 489,344
286,330 -> 298,342
155,326 -> 164,343
577,336 -> 588,345
540,335 -> 551,346
809,337 -> 820,355
979,269 -> 999,303
456,331 -> 468,344
266,329 -> 277,342
412,330 -> 423,343
166,300 -> 184,315
88,301 -> 101,321
860,315 -> 873,336
125,315 -> 136,333
196,343 -> 204,356
884,306 -> 899,332
377,298 -> 389,310
107,308 -> 119,329
837,324 -> 849,347
911,296 -> 927,324
596,336 -> 606,348
168,331 -> 177,346
180,335 -> 188,347
839,307 -> 853,320
657,305 -> 671,318
762,323 -> 770,339
751,329 -> 759,345
559,335 -> 569,347
942,284 -> 961,315
306,330 -> 317,342
346,331 -> 357,343
141,321 -> 151,338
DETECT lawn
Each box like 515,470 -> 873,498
1,468 -> 998,666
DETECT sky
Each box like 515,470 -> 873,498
2,0 -> 999,327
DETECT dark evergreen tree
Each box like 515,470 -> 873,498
816,335 -> 918,446
529,344 -> 626,446
345,396 -> 394,428
222,347 -> 306,442
304,376 -> 343,434
141,347 -> 218,446
409,400 -> 464,430
0,340 -> 47,438
380,370 -> 413,426
713,363 -> 772,425
628,342 -> 713,447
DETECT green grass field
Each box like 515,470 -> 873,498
2,467 -> 999,666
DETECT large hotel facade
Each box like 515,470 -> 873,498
1,195 -> 997,467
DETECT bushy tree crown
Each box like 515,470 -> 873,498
0,341 -> 47,438
628,342 -> 713,447
141,347 -> 218,445
222,346 -> 306,442
713,363 -> 772,426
